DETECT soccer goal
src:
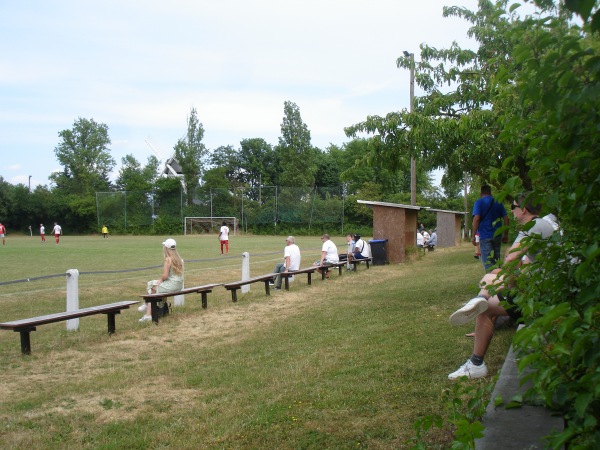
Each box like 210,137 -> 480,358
184,217 -> 238,236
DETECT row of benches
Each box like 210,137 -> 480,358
225,258 -> 371,301
0,258 -> 373,354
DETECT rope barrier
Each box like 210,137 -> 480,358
0,251 -> 281,287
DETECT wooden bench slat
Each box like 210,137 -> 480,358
140,284 -> 223,323
315,261 -> 347,279
280,267 -> 317,290
0,301 -> 139,330
223,273 -> 278,302
352,257 -> 372,270
223,273 -> 277,289
0,300 -> 139,355
141,283 -> 222,299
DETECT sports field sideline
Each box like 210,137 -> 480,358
0,234 -> 328,308
0,234 -> 513,448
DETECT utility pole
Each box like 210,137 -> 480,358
403,51 -> 416,205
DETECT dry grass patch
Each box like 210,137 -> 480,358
0,237 -> 514,448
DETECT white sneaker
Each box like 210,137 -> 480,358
139,315 -> 152,323
448,360 -> 488,380
449,297 -> 488,326
138,304 -> 147,312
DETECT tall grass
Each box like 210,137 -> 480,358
0,235 -> 513,448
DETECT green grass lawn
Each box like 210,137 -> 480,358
0,235 -> 513,449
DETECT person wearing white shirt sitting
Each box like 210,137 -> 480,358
416,231 -> 424,247
271,236 -> 301,290
352,234 -> 370,262
426,230 -> 437,250
313,234 -> 339,279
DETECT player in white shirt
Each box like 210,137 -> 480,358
51,222 -> 62,244
219,221 -> 230,254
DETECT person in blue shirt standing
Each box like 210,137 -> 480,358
471,185 -> 509,271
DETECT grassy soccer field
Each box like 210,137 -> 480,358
0,234 -> 513,448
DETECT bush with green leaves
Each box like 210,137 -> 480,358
494,2 -> 600,447
359,0 -> 600,447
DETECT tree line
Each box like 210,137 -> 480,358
1,101 -> 458,235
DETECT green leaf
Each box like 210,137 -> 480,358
505,394 -> 523,409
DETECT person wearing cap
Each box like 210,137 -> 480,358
270,236 -> 301,290
139,238 -> 184,322
313,234 -> 339,279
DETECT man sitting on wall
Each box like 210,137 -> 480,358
447,194 -> 556,380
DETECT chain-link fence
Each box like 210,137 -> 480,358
97,186 -> 352,235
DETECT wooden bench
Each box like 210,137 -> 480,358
317,261 -> 347,280
280,266 -> 318,290
223,273 -> 277,302
0,300 -> 139,354
141,284 -> 223,323
351,257 -> 372,270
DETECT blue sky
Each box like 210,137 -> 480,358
1,0 -> 482,189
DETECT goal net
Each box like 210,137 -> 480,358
184,217 -> 238,236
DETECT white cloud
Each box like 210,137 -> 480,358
0,0 -> 485,186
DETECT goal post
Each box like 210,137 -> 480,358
184,217 -> 238,236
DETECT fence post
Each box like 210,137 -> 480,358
66,269 -> 79,331
174,284 -> 184,307
241,252 -> 250,294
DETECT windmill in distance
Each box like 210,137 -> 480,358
145,138 -> 186,192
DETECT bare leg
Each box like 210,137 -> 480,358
477,272 -> 505,298
146,285 -> 157,315
473,295 -> 508,358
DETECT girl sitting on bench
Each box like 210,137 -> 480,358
139,238 -> 184,322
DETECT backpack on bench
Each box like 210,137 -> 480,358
157,300 -> 171,318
